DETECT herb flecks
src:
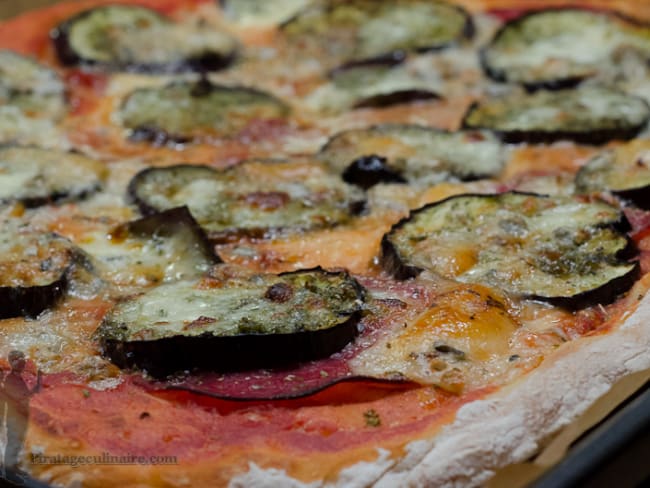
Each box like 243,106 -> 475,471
364,409 -> 381,428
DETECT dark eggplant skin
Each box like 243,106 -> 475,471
353,89 -> 440,109
51,8 -> 236,74
480,50 -> 585,93
0,276 -> 67,320
280,0 -> 475,64
615,187 -> 650,210
126,165 -> 214,217
118,206 -> 221,265
127,162 -> 364,242
380,192 -> 639,309
461,97 -> 650,145
99,267 -> 365,376
102,311 -> 361,376
543,261 -> 641,310
481,8 -> 650,91
485,126 -> 650,145
120,81 -> 289,144
328,51 -> 408,77
0,230 -> 78,319
342,155 -> 406,189
380,233 -> 423,281
0,146 -> 106,209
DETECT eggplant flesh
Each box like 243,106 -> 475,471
0,146 -> 105,207
281,0 -> 473,64
98,267 -> 365,374
51,5 -> 237,73
119,81 -> 289,143
319,124 -> 504,187
482,9 -> 650,90
0,50 -> 65,119
127,162 -> 364,241
80,207 -> 221,289
0,224 -> 75,318
575,140 -> 650,209
381,192 -> 638,308
462,87 -> 650,144
220,0 -> 311,25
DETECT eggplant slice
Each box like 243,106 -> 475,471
0,50 -> 65,120
119,81 -> 289,144
319,124 -> 505,187
281,0 -> 473,64
51,5 -> 237,73
0,146 -> 106,207
306,61 -> 441,113
482,9 -> 650,90
0,222 -> 76,319
381,192 -> 639,308
79,207 -> 220,289
98,267 -> 365,374
220,0 -> 311,25
575,140 -> 650,209
462,87 -> 650,144
128,161 -> 364,242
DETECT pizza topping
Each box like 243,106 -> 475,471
0,146 -> 105,207
133,277 -> 431,399
462,87 -> 650,144
221,0 -> 311,25
51,5 -> 237,73
78,207 -> 220,290
0,221 -> 75,318
575,139 -> 650,209
319,124 -> 505,187
281,0 -> 473,64
0,50 -> 65,119
349,285 -> 519,393
306,61 -> 441,113
482,9 -> 650,89
127,161 -> 364,242
381,192 -> 639,307
119,80 -> 290,144
342,155 -> 407,189
97,267 -> 365,375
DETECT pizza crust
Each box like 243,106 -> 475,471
232,290 -> 650,487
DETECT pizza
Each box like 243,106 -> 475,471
0,0 -> 649,486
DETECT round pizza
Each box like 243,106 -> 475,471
0,0 -> 649,486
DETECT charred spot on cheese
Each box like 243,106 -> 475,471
0,222 -> 75,319
482,9 -> 650,90
81,207 -> 220,289
119,81 -> 289,144
51,5 -> 237,73
221,0 -> 310,25
97,268 -> 365,374
0,146 -> 105,207
127,161 -> 364,242
281,0 -> 473,64
575,140 -> 650,210
319,125 -> 504,187
381,192 -> 639,308
462,87 -> 650,145
0,50 -> 64,120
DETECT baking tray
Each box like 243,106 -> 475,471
531,381 -> 650,488
0,1 -> 649,487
